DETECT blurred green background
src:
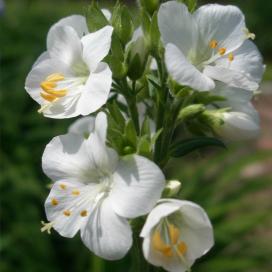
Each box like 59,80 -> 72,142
0,0 -> 271,271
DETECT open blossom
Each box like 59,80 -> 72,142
25,15 -> 113,118
41,112 -> 165,260
140,199 -> 214,272
158,1 -> 264,92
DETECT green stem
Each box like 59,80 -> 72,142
120,78 -> 140,135
91,255 -> 105,272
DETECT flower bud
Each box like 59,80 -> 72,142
216,111 -> 260,141
163,180 -> 182,197
178,104 -> 206,121
139,0 -> 160,15
126,36 -> 149,80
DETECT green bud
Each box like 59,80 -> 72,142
86,2 -> 108,32
126,37 -> 149,80
139,0 -> 160,15
177,0 -> 198,12
112,4 -> 134,45
178,104 -> 206,121
199,110 -> 226,130
163,180 -> 182,197
123,146 -> 135,155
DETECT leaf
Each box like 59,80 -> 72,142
107,101 -> 126,132
86,2 -> 109,32
170,137 -> 226,157
124,119 -> 137,146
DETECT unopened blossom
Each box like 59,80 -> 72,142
158,1 -> 264,91
68,116 -> 95,137
140,199 -> 214,272
211,83 -> 260,141
25,15 -> 113,118
41,112 -> 165,260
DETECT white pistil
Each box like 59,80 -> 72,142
41,221 -> 54,234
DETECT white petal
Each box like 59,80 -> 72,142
216,40 -> 265,84
68,116 -> 95,136
177,201 -> 214,261
94,111 -> 108,143
85,128 -> 119,176
47,15 -> 88,48
77,63 -> 112,115
165,43 -> 215,91
81,26 -> 113,72
109,155 -> 165,219
101,9 -> 112,21
45,180 -> 92,238
80,198 -> 132,260
32,51 -> 50,68
194,4 -> 246,53
42,133 -> 92,183
218,110 -> 260,141
158,1 -> 198,55
140,200 -> 181,237
47,25 -> 83,67
203,65 -> 259,91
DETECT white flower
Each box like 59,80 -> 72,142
41,112 -> 165,260
25,15 -> 113,118
140,199 -> 214,272
68,116 -> 95,137
158,1 -> 264,92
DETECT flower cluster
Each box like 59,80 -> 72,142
25,1 -> 264,271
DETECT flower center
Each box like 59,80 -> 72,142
152,222 -> 187,258
39,73 -> 68,113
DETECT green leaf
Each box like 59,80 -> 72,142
150,12 -> 160,54
170,137 -> 226,157
125,119 -> 137,146
107,101 -> 126,132
86,2 -> 109,32
137,135 -> 151,157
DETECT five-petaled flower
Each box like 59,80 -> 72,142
41,112 -> 165,260
158,1 -> 264,92
140,199 -> 214,272
25,15 -> 113,118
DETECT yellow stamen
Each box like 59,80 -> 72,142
228,53 -> 234,62
44,89 -> 67,97
46,73 -> 65,82
177,241 -> 187,255
40,73 -> 67,104
51,198 -> 58,206
168,224 -> 180,245
40,81 -> 57,91
60,184 -> 67,190
63,210 -> 71,216
80,210 -> 88,217
152,230 -> 173,257
218,47 -> 226,56
72,190 -> 80,196
40,92 -> 57,102
209,39 -> 218,49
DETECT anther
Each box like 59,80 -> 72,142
177,241 -> 187,255
63,210 -> 71,216
40,92 -> 57,102
209,39 -> 218,49
51,198 -> 58,206
218,48 -> 226,56
72,190 -> 80,196
46,73 -> 65,82
168,224 -> 180,245
228,53 -> 234,62
60,184 -> 67,190
80,210 -> 88,217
